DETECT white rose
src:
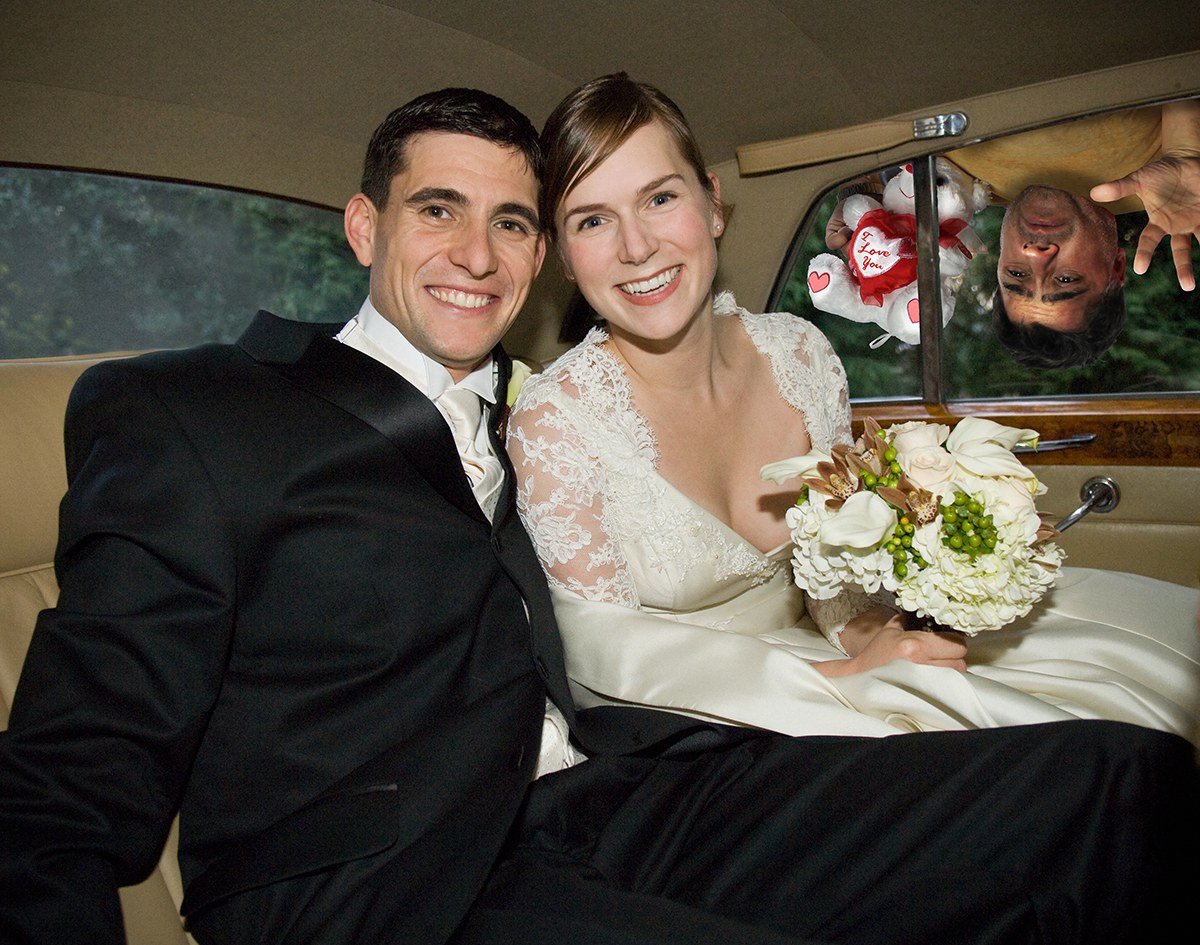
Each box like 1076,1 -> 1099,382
506,359 -> 534,407
889,422 -> 953,494
900,446 -> 956,494
957,473 -> 1038,524
890,422 -> 950,454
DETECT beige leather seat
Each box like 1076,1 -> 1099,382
0,355 -> 193,945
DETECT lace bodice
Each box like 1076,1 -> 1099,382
508,293 -> 865,638
507,297 -> 1200,747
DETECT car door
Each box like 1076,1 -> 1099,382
713,53 -> 1200,587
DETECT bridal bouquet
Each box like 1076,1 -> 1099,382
761,417 -> 1064,635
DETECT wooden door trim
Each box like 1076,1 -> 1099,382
851,398 -> 1200,466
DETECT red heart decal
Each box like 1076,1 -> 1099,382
907,298 -> 921,322
808,271 -> 831,293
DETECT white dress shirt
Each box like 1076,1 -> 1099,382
335,297 -> 497,457
335,297 -> 582,777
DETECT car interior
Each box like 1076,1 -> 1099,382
2,3 -> 1198,941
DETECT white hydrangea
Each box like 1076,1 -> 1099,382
785,499 -> 894,600
891,508 -> 1063,635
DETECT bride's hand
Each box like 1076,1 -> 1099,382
816,608 -> 968,677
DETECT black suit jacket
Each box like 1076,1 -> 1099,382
0,312 -> 592,943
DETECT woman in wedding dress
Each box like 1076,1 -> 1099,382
508,73 -> 1200,745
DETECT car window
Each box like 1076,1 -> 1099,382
775,102 -> 1200,402
0,166 -> 367,359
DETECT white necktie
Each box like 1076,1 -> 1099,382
436,387 -> 504,521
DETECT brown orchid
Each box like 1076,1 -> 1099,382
852,417 -> 888,468
877,482 -> 940,525
1035,514 -> 1063,547
800,447 -> 861,511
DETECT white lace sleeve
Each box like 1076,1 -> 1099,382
734,297 -> 889,650
506,345 -> 639,608
734,299 -> 852,455
806,590 -> 893,654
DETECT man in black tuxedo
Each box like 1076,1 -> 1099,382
0,87 -> 563,945
1,88 -> 1196,945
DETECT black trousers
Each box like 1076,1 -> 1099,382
192,721 -> 1198,945
463,720 -> 1197,945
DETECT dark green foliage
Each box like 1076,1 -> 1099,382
0,167 -> 368,358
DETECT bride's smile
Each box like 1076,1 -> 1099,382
617,264 -> 681,303
557,121 -> 723,345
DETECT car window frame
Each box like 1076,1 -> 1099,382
740,66 -> 1200,468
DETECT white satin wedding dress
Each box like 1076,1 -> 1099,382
508,293 -> 1200,746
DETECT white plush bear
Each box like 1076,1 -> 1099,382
806,158 -> 990,347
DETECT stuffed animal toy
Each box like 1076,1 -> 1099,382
806,158 -> 990,347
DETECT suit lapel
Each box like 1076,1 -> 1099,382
238,313 -> 578,722
238,311 -> 483,521
487,350 -> 517,529
488,350 -> 578,723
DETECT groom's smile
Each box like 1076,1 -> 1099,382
345,132 -> 546,381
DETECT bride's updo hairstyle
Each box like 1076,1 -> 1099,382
539,72 -> 718,241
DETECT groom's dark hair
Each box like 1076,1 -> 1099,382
360,88 -> 543,211
991,286 -> 1126,369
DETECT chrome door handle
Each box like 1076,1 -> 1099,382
1014,433 -> 1096,454
1055,476 -> 1121,532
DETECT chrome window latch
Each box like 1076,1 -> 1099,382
912,112 -> 969,140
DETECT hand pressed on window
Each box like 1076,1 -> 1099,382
1091,99 -> 1200,291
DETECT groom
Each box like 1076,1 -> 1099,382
1,88 -> 1196,945
0,87 -> 567,945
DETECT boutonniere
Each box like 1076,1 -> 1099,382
506,359 -> 534,407
496,358 -> 535,440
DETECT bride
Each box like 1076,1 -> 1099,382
508,73 -> 1200,744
